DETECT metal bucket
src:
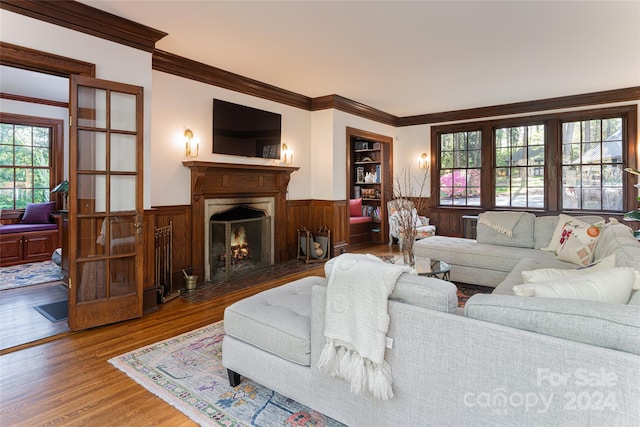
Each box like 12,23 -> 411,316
185,275 -> 197,291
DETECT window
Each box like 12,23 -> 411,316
0,114 -> 63,211
495,124 -> 545,208
561,118 -> 623,211
438,130 -> 481,206
431,105 -> 636,214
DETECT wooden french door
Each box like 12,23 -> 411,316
67,75 -> 144,331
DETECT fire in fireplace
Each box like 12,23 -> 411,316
209,206 -> 271,282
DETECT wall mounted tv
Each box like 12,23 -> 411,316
212,99 -> 282,159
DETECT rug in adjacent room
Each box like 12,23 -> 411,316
109,322 -> 345,426
0,260 -> 63,291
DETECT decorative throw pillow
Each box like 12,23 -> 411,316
513,267 -> 635,304
540,214 -> 574,253
20,201 -> 55,224
349,198 -> 362,217
522,253 -> 617,282
556,219 -> 604,266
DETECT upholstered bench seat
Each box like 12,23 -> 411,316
223,276 -> 325,366
0,223 -> 57,234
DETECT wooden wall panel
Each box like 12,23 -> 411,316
285,200 -> 349,259
143,205 -> 191,312
286,200 -> 311,259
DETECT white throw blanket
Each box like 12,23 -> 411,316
317,254 -> 414,400
477,211 -> 525,237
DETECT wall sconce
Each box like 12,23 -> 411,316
51,180 -> 69,212
184,128 -> 199,158
418,153 -> 429,170
282,143 -> 293,165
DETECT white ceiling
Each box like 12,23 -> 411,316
28,1 -> 640,117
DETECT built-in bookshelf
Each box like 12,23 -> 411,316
346,127 -> 393,245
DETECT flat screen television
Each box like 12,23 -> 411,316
212,99 -> 282,159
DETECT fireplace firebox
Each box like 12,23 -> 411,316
209,206 -> 271,282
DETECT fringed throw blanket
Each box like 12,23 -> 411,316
317,254 -> 414,400
478,211 -> 525,237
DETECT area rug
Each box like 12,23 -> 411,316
109,322 -> 344,426
456,283 -> 493,307
34,300 -> 68,322
0,260 -> 63,291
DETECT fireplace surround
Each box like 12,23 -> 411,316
183,161 -> 298,282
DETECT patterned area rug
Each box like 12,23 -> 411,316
110,321 -> 344,426
0,261 -> 63,291
456,283 -> 493,307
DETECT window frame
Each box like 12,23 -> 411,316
0,112 -> 64,217
430,105 -> 637,215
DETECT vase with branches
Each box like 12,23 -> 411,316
389,166 -> 429,267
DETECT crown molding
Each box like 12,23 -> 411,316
399,86 -> 640,126
311,95 -> 398,126
153,50 -> 312,111
0,0 -> 167,53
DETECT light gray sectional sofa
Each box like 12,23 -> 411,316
414,213 -> 640,296
223,241 -> 640,426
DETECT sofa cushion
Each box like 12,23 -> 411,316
325,257 -> 459,313
415,236 -> 556,275
512,268 -> 635,304
223,276 -> 326,366
521,253 -> 616,282
594,222 -> 640,266
0,223 -> 58,234
476,212 -> 536,248
20,201 -> 55,224
464,293 -> 640,355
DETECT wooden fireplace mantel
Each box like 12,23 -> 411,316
183,161 -> 299,279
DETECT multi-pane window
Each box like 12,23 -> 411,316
432,105 -> 633,214
561,117 -> 623,211
494,125 -> 545,208
439,130 -> 481,206
0,123 -> 52,209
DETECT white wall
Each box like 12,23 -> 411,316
0,10 -> 154,207
150,71 -> 312,206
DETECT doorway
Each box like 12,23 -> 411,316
0,65 -> 71,350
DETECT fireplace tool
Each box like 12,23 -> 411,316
155,222 -> 180,303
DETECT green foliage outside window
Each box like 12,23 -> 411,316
0,122 -> 51,209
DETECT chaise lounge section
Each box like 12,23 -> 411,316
222,253 -> 640,426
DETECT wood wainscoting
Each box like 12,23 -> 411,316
143,199 -> 349,311
287,199 -> 348,259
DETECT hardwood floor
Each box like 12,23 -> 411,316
0,282 -> 69,351
0,244 -> 397,426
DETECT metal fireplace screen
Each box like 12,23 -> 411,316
209,206 -> 271,282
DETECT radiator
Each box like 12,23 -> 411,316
155,222 -> 179,303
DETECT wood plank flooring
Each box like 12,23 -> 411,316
0,244 -> 395,427
0,281 -> 69,351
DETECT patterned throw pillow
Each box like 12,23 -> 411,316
556,219 -> 605,266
